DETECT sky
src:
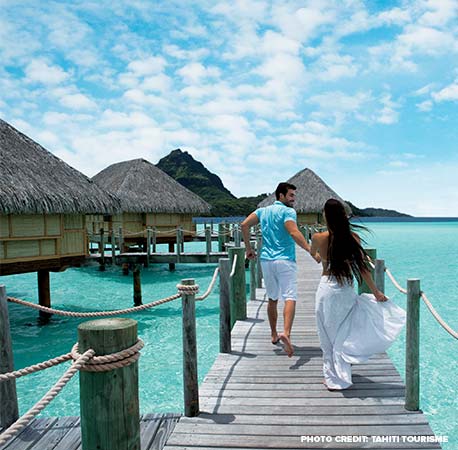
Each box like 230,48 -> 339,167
1,0 -> 458,216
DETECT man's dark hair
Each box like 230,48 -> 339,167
275,182 -> 296,200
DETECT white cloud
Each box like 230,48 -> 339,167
98,110 -> 157,129
127,56 -> 167,76
416,100 -> 433,111
177,62 -> 221,84
25,59 -> 69,85
59,93 -> 97,110
419,0 -> 458,27
376,94 -> 400,124
432,82 -> 458,102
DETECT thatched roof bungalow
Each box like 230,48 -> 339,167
258,168 -> 350,224
91,158 -> 211,248
0,118 -> 120,275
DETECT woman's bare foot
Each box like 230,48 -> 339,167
271,332 -> 280,344
278,333 -> 294,357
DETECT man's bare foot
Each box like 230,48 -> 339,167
271,333 -> 280,344
278,333 -> 294,357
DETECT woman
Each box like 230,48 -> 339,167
310,199 -> 406,391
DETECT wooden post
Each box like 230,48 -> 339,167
358,248 -> 376,294
228,247 -> 247,325
256,234 -> 263,289
133,265 -> 142,306
180,279 -> 199,417
233,225 -> 241,247
374,259 -> 385,293
99,228 -> 105,272
118,227 -> 124,254
219,259 -> 231,353
152,227 -> 157,253
249,241 -> 256,301
38,270 -> 52,321
122,263 -> 129,276
0,285 -> 19,429
176,227 -> 182,263
145,227 -> 151,268
205,226 -> 212,263
111,230 -> 116,265
78,318 -> 140,450
405,278 -> 420,411
218,224 -> 225,252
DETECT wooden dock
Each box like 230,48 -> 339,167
0,413 -> 181,450
164,250 -> 441,449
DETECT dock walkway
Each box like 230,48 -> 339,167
165,250 -> 441,449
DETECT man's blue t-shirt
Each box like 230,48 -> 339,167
254,201 -> 297,261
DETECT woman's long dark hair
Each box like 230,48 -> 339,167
324,199 -> 370,285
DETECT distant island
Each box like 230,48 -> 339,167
157,149 -> 411,218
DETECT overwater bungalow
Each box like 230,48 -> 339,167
258,168 -> 350,224
0,119 -> 120,309
90,158 -> 211,251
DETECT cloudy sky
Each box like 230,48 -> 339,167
1,0 -> 457,216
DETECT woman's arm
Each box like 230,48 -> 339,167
361,268 -> 388,302
310,233 -> 322,264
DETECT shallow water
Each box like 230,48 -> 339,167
2,222 -> 457,448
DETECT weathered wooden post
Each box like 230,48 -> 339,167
180,279 -> 199,417
118,226 -> 124,254
37,269 -> 52,321
233,225 -> 241,247
133,265 -> 142,306
122,263 -> 129,276
78,318 -> 140,450
176,227 -> 182,263
256,233 -> 263,289
152,227 -> 157,253
168,241 -> 176,272
249,241 -> 256,301
405,278 -> 420,411
145,227 -> 152,268
358,248 -> 376,294
219,259 -> 231,353
0,285 -> 19,429
218,223 -> 225,252
111,230 -> 116,265
374,259 -> 385,293
205,226 -> 212,263
99,228 -> 106,272
228,247 -> 246,325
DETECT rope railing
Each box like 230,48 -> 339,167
366,258 -> 456,340
0,337 -> 145,447
88,227 -> 235,240
196,267 -> 219,301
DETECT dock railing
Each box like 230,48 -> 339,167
0,247 -> 254,448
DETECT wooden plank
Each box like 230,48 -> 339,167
28,416 -> 79,450
1,417 -> 58,450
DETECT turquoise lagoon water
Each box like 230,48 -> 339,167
2,222 -> 457,448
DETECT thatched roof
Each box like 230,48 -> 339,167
258,168 -> 351,214
0,119 -> 121,215
92,158 -> 212,214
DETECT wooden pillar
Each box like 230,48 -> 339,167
205,226 -> 212,263
99,228 -> 105,272
176,228 -> 182,263
256,234 -> 263,289
180,279 -> 199,417
405,278 -> 420,411
233,225 -> 241,247
38,270 -> 52,321
78,318 -> 140,450
374,259 -> 385,293
111,230 -> 116,265
133,265 -> 142,306
152,227 -> 157,253
0,285 -> 19,429
219,259 -> 231,354
218,224 -> 225,252
358,248 -> 376,294
118,227 -> 124,254
249,241 -> 256,301
168,241 -> 176,271
122,263 -> 129,276
228,247 -> 247,325
145,227 -> 151,268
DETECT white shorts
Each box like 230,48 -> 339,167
261,259 -> 297,302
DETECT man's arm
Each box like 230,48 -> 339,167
284,220 -> 311,253
241,212 -> 259,259
310,234 -> 321,263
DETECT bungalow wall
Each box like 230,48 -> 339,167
297,212 -> 323,225
0,213 -> 87,265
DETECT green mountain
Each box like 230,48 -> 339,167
157,149 -> 266,216
157,149 -> 409,218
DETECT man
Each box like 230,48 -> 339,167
241,182 -> 315,357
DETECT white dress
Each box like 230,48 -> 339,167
315,275 -> 406,390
